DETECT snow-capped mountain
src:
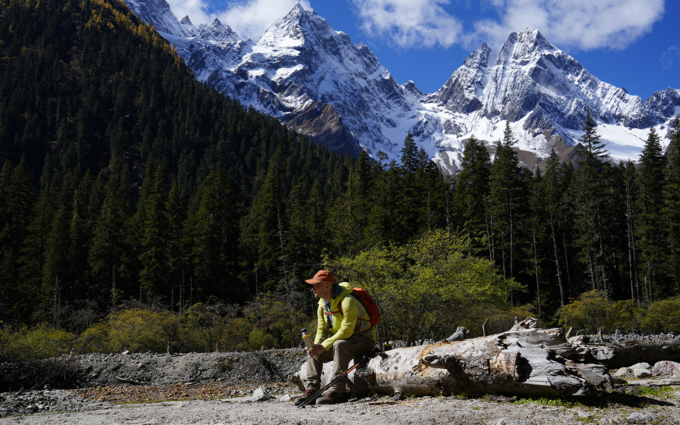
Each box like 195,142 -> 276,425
124,0 -> 680,173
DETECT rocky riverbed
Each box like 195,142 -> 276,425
4,340 -> 680,423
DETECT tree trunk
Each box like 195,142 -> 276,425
549,209 -> 564,307
575,338 -> 680,370
531,221 -> 541,317
295,320 -> 612,397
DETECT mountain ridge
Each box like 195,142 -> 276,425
124,0 -> 680,173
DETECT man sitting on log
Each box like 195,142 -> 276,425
294,270 -> 376,406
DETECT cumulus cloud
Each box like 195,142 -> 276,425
351,0 -> 664,51
350,0 -> 464,48
470,0 -> 665,50
166,0 -> 212,25
661,46 -> 680,70
217,0 -> 313,41
166,0 -> 312,40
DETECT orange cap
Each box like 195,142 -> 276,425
305,270 -> 336,284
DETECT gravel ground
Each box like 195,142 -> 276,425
4,338 -> 680,423
0,349 -> 308,393
2,388 -> 680,424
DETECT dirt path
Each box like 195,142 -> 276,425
2,389 -> 680,425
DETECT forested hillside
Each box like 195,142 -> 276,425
2,0 -> 680,359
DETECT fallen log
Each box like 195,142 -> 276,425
571,336 -> 680,369
293,319 -> 612,397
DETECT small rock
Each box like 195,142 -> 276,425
137,363 -> 144,369
652,360 -> 680,377
627,412 -> 654,422
614,367 -> 633,378
252,388 -> 272,402
577,410 -> 593,418
632,368 -> 652,378
279,394 -> 291,402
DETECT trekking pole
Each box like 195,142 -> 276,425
297,348 -> 378,408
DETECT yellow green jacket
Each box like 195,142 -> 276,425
314,282 -> 376,351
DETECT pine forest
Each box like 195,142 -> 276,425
2,0 -> 680,359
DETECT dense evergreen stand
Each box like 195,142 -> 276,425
2,0 -> 680,352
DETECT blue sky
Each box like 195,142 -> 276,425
166,0 -> 680,100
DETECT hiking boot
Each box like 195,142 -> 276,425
293,389 -> 319,406
315,390 -> 349,405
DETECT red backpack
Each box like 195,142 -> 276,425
341,287 -> 381,327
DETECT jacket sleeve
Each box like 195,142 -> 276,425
314,304 -> 327,345
320,296 -> 357,351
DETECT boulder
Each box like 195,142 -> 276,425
629,362 -> 651,370
632,368 -> 652,378
652,361 -> 680,377
613,367 -> 633,378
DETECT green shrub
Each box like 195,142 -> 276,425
0,323 -> 76,362
329,229 -> 522,345
641,298 -> 680,334
557,291 -> 645,334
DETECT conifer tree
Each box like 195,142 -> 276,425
0,161 -> 34,322
16,182 -> 57,322
165,182 -> 185,310
453,136 -> 491,255
139,166 -> 169,304
186,170 -> 242,302
526,168 -> 546,316
490,122 -> 525,286
636,127 -> 667,302
572,109 -> 609,294
241,163 -> 287,293
622,161 -> 641,302
89,176 -> 130,310
665,116 -> 680,293
542,150 -> 567,306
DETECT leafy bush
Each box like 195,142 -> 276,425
0,323 -> 76,362
557,291 -> 644,334
641,298 -> 680,334
329,229 -> 522,345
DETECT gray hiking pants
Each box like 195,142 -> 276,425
305,333 -> 375,392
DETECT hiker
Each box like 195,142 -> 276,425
294,270 -> 376,405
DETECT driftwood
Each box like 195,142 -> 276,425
294,319 -> 612,397
572,337 -> 680,369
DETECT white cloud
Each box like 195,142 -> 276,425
218,0 -> 313,41
350,0 -> 464,48
166,0 -> 212,25
165,0 -> 312,40
470,0 -> 665,50
661,46 -> 680,70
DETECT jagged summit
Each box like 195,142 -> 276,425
123,0 -> 680,173
257,3 -> 332,49
180,15 -> 192,25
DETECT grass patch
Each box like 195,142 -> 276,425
513,396 -> 577,408
638,386 -> 676,398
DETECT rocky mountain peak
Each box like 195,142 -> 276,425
257,4 -> 331,48
126,0 -> 188,36
124,0 -> 679,174
180,15 -> 192,25
463,42 -> 492,68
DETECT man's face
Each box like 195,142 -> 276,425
310,281 -> 331,299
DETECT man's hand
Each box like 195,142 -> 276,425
307,344 -> 325,358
